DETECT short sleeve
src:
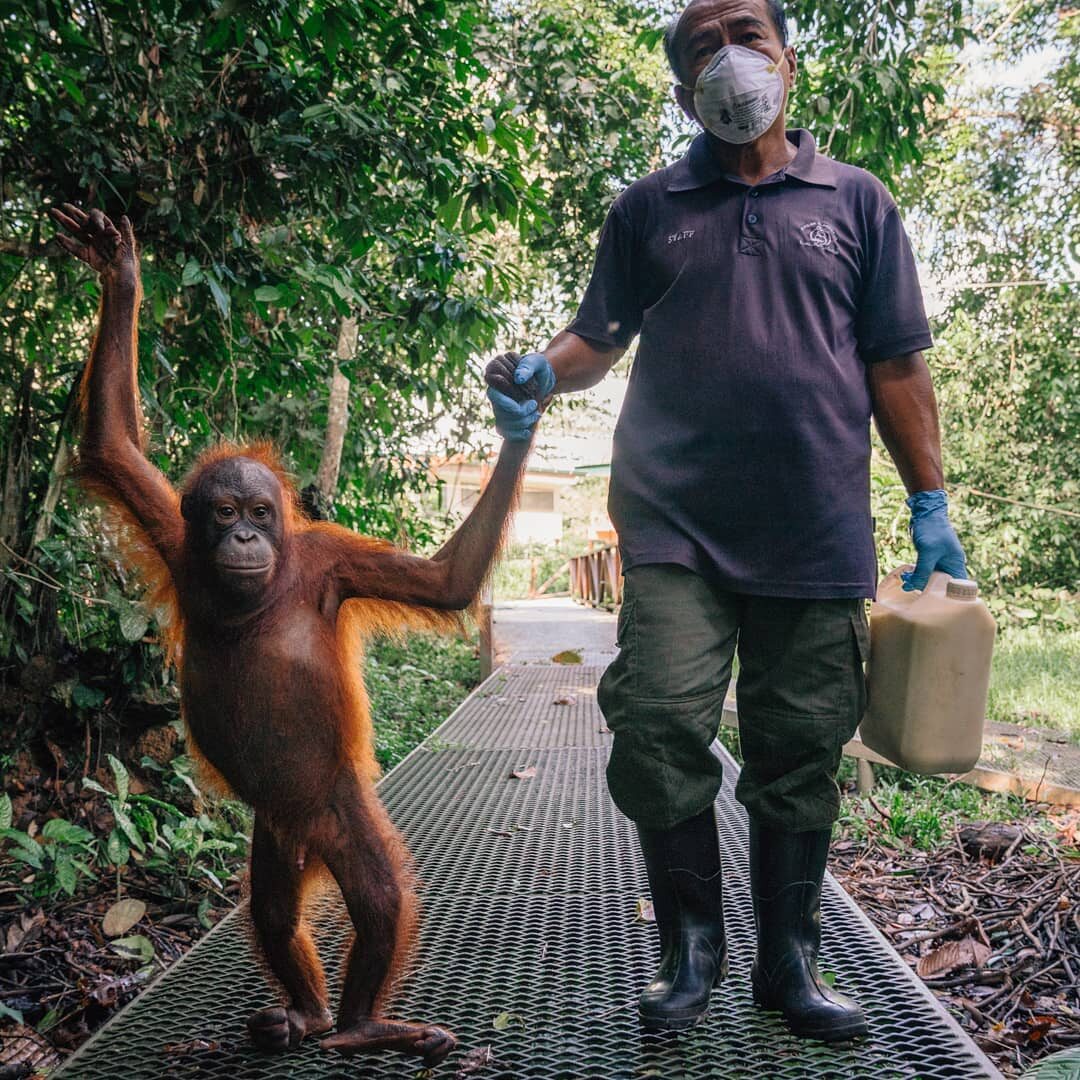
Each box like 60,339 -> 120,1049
566,200 -> 643,349
856,205 -> 934,363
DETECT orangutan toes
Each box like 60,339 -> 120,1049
415,1025 -> 458,1067
321,1018 -> 457,1066
248,1004 -> 333,1052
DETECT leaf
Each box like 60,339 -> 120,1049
111,806 -> 145,853
0,793 -> 11,830
301,103 -> 332,119
41,819 -> 94,845
455,1045 -> 494,1075
635,897 -> 655,923
550,650 -> 582,665
1025,1048 -> 1080,1078
108,754 -> 130,804
205,273 -> 231,320
72,683 -> 105,709
491,1011 -> 524,1031
110,934 -> 155,964
197,895 -> 214,930
82,778 -> 110,796
55,856 -> 78,896
254,285 -> 281,302
106,828 -> 130,866
916,937 -> 992,979
510,766 -> 536,780
118,604 -> 150,643
0,1002 -> 24,1024
103,899 -> 146,937
181,259 -> 203,286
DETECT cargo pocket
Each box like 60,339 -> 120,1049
847,604 -> 871,738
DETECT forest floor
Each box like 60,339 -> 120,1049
832,797 -> 1080,1077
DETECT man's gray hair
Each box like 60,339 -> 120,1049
663,1 -> 789,84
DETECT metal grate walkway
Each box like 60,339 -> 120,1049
58,662 -> 1001,1079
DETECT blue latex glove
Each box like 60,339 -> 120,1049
513,352 -> 557,400
901,489 -> 969,591
484,351 -> 556,442
486,385 -> 539,442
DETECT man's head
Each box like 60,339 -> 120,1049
664,0 -> 796,140
181,455 -> 287,598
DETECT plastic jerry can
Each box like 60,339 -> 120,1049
860,568 -> 996,774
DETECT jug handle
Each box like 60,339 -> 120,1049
877,563 -> 915,598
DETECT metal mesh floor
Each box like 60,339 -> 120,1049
58,664 -> 1001,1079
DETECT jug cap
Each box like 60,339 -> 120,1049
946,578 -> 979,600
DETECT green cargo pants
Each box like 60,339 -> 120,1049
597,564 -> 870,833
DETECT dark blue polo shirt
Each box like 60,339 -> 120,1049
566,129 -> 933,599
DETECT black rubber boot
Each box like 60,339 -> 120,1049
636,805 -> 728,1031
749,821 -> 868,1042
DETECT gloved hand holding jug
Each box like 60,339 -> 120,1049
901,489 -> 968,592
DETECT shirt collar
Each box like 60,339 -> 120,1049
666,129 -> 838,192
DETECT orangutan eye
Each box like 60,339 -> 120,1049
252,505 -> 269,520
217,505 -> 236,520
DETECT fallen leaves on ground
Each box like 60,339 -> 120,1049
455,1044 -> 495,1076
102,898 -> 146,938
510,766 -> 537,780
916,936 -> 992,979
550,650 -> 582,665
833,819 -> 1080,1077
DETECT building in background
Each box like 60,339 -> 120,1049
434,454 -> 579,544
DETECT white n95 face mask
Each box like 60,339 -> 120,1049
685,45 -> 786,145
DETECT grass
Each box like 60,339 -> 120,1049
365,632 -> 480,771
987,625 -> 1080,738
834,761 -> 1033,850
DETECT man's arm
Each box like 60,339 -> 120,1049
868,350 -> 967,588
332,436 -> 532,610
50,205 -> 184,568
867,351 -> 942,494
543,330 -> 625,393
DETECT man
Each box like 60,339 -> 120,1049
485,0 -> 968,1043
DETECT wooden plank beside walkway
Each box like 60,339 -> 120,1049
57,601 -> 1000,1080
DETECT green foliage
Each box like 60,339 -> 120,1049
366,632 -> 479,770
1,816 -> 96,898
0,0 -> 669,677
491,541 -> 571,600
0,750 -> 248,903
900,2 -> 1080,604
787,0 -> 969,189
986,625 -> 1080,737
837,768 -> 1029,850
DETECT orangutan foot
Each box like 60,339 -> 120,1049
247,1004 -> 333,1052
321,1018 -> 457,1067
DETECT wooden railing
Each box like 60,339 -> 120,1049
569,544 -> 622,609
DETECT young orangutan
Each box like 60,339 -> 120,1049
50,204 -> 535,1067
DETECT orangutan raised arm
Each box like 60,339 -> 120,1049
49,205 -> 183,573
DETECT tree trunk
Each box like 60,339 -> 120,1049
0,364 -> 34,571
314,317 -> 356,507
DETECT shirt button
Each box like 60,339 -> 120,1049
747,213 -> 759,224
750,189 -> 760,197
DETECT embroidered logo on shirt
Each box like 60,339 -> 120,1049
798,221 -> 839,253
667,229 -> 696,244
